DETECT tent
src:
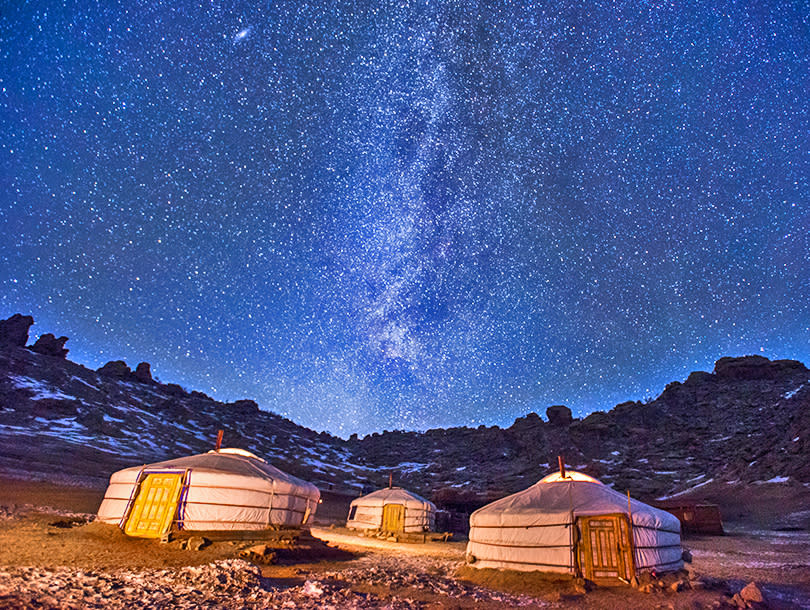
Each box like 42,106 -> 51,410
466,471 -> 682,581
96,448 -> 320,538
346,487 -> 436,533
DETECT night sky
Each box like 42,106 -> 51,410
1,1 -> 808,437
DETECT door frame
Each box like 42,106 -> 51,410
381,503 -> 406,532
576,513 -> 635,582
121,469 -> 188,538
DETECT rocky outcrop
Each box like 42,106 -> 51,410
97,360 -> 132,378
714,355 -> 807,381
133,362 -> 153,383
30,333 -> 69,358
0,314 -> 34,347
546,405 -> 573,426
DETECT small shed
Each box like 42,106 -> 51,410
346,487 -> 436,534
652,500 -> 724,535
466,470 -> 683,582
96,448 -> 320,538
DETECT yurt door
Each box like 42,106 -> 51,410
577,514 -> 634,581
124,472 -> 185,538
381,503 -> 405,532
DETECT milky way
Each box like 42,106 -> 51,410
1,1 -> 808,436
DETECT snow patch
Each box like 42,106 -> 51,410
755,476 -> 790,484
9,375 -> 78,401
783,383 -> 805,400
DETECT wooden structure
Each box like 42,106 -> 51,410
652,500 -> 724,535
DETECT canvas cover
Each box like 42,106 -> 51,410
97,448 -> 320,531
347,487 -> 436,533
467,473 -> 682,575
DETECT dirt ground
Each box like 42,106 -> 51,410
1,476 -> 809,609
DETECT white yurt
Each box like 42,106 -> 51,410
97,448 -> 320,538
466,470 -> 682,581
346,487 -> 436,533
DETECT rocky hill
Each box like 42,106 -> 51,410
1,313 -> 808,514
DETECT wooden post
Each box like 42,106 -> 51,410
627,489 -> 638,584
215,429 -> 223,451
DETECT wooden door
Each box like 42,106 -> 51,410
124,473 -> 184,538
381,503 -> 405,532
577,514 -> 634,581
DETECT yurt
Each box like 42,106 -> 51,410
466,470 -> 683,581
97,448 -> 320,538
346,487 -> 436,533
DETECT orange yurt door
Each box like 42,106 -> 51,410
381,503 -> 405,532
123,472 -> 185,538
577,514 -> 634,581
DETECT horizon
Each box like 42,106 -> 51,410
2,2 -> 807,437
3,310 -> 808,439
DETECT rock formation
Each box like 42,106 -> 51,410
133,362 -> 153,383
30,333 -> 69,358
0,314 -> 34,347
546,405 -> 573,426
97,360 -> 132,378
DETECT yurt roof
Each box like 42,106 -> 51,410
351,487 -> 435,509
116,448 -> 317,492
471,471 -> 679,530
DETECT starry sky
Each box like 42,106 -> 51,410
1,1 -> 808,437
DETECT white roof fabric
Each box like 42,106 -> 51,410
347,487 -> 436,533
467,472 -> 682,575
97,449 -> 320,531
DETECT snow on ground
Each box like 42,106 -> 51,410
783,383 -> 806,400
755,476 -> 790,484
657,476 -> 715,499
9,375 -> 78,401
396,462 -> 429,473
69,375 -> 100,391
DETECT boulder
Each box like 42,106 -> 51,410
546,405 -> 573,426
30,334 -> 69,358
0,314 -> 34,347
97,360 -> 132,378
685,371 -> 715,385
184,536 -> 210,551
739,582 -> 765,604
133,362 -> 153,383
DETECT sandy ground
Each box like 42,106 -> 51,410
1,476 -> 809,609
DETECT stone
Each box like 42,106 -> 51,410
185,536 -> 209,551
133,362 -> 153,383
244,544 -> 270,556
97,360 -> 132,378
0,314 -> 34,347
30,334 -> 69,358
239,544 -> 276,564
739,582 -> 765,604
546,405 -> 573,426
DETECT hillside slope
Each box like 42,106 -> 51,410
1,314 -> 808,516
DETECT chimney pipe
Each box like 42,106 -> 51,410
389,472 -> 393,488
558,455 -> 566,479
215,429 -> 223,451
